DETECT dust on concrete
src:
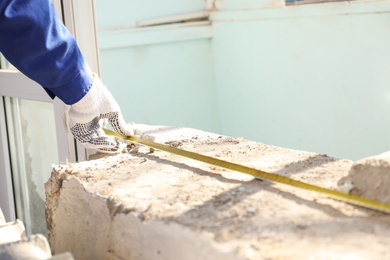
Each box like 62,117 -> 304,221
53,125 -> 390,260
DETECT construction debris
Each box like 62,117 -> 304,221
45,124 -> 390,260
338,151 -> 390,203
0,208 -> 74,260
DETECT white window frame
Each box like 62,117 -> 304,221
0,0 -> 100,222
62,0 -> 101,161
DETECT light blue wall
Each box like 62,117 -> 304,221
99,38 -> 220,132
96,0 -> 206,29
96,1 -> 219,133
211,2 -> 390,160
96,0 -> 390,161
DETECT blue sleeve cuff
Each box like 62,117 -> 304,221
46,62 -> 94,105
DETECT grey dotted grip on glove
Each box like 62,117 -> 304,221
68,73 -> 133,154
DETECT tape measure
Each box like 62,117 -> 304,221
104,128 -> 390,214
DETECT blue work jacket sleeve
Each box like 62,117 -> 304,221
0,0 -> 93,105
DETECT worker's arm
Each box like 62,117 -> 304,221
0,0 -> 133,153
0,0 -> 91,104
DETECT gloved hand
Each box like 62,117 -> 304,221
68,73 -> 133,153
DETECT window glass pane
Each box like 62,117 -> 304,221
4,97 -> 58,236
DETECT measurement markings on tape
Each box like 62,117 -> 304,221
104,129 -> 390,214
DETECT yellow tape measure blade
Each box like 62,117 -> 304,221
103,128 -> 390,214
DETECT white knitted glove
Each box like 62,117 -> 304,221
68,73 -> 133,154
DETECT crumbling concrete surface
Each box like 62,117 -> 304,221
0,208 -> 74,260
45,125 -> 390,260
338,151 -> 390,204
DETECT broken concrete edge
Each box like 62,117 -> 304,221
0,208 -> 74,260
106,208 -> 244,260
0,234 -> 51,258
45,124 -> 390,258
44,124 -> 390,260
45,165 -> 69,253
0,219 -> 24,229
47,174 -> 245,260
44,125 -> 242,255
43,124 -> 351,253
338,151 -> 390,204
44,125 -> 261,258
0,219 -> 26,242
44,124 -> 268,242
45,123 -> 390,213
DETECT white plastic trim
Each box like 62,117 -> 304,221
62,0 -> 102,162
0,97 -> 16,222
0,71 -> 52,103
